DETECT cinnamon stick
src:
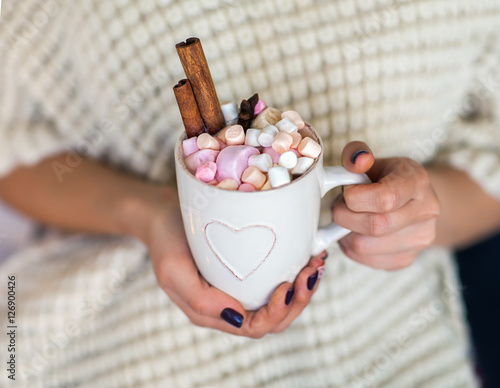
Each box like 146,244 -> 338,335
173,79 -> 205,138
176,37 -> 225,135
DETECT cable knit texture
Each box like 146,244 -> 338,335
1,0 -> 499,387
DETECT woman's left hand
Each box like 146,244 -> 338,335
332,141 -> 440,270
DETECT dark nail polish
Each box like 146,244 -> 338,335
220,308 -> 244,328
351,150 -> 369,164
285,286 -> 295,305
307,272 -> 319,291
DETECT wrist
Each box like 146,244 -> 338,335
115,183 -> 178,244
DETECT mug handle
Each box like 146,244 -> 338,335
311,166 -> 371,256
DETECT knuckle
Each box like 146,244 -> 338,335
155,267 -> 173,291
245,321 -> 267,339
188,297 -> 208,316
350,235 -> 370,255
368,213 -> 392,236
332,205 -> 342,225
376,189 -> 397,213
416,165 -> 431,188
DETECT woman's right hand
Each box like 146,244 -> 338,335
141,187 -> 327,337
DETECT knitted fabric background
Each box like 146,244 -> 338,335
1,0 -> 500,387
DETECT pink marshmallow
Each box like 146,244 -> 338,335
263,147 -> 281,164
215,137 -> 227,150
241,166 -> 267,189
254,99 -> 267,116
272,132 -> 293,154
298,137 -> 322,159
182,137 -> 199,157
195,161 -> 217,183
216,145 -> 260,184
238,183 -> 256,192
184,149 -> 219,174
290,131 -> 302,149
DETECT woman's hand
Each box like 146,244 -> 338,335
143,188 -> 326,337
332,141 -> 440,270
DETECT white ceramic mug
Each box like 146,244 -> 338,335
175,125 -> 370,310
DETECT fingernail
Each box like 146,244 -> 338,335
285,286 -> 295,305
220,308 -> 244,328
321,251 -> 329,260
318,265 -> 326,279
307,272 -> 319,291
351,150 -> 369,164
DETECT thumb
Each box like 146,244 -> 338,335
341,141 -> 374,174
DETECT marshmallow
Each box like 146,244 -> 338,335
298,137 -> 322,159
242,166 -> 267,189
184,149 -> 219,174
197,133 -> 220,150
245,128 -> 261,147
290,131 -> 302,149
215,137 -> 227,150
292,157 -> 315,175
182,137 -> 199,157
272,132 -> 293,154
258,125 -> 279,147
275,117 -> 298,133
217,179 -> 239,190
238,183 -> 256,192
215,145 -> 260,184
252,107 -> 282,129
216,126 -> 229,143
248,153 -> 273,172
224,125 -> 245,146
279,150 -> 298,169
263,147 -> 281,163
254,99 -> 267,116
261,178 -> 272,191
195,161 -> 217,183
268,166 -> 291,188
281,110 -> 305,130
221,102 -> 239,126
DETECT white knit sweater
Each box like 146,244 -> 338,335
1,1 -> 500,387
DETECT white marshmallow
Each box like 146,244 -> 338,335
279,151 -> 298,169
258,125 -> 279,147
245,128 -> 261,147
268,166 -> 291,188
292,157 -> 315,175
225,125 -> 245,145
221,102 -> 239,126
275,117 -> 298,133
281,110 -> 305,130
248,153 -> 273,172
197,133 -> 220,150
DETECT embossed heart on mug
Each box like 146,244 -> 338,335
205,221 -> 277,281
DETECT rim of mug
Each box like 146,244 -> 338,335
175,123 -> 324,193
